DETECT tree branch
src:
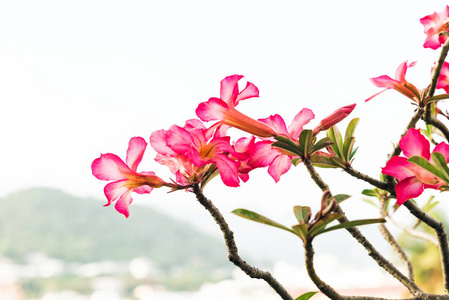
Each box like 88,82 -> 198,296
378,196 -> 414,281
302,159 -> 423,295
343,166 -> 389,190
403,200 -> 449,293
192,184 -> 294,300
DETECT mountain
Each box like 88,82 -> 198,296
0,188 -> 231,287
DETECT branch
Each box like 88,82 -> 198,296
423,116 -> 449,141
302,159 -> 423,295
343,166 -> 389,190
403,200 -> 449,293
192,184 -> 294,300
424,36 -> 449,102
378,196 -> 414,281
304,241 -> 443,300
387,216 -> 438,246
389,109 -> 424,160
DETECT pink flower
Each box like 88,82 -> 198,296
435,61 -> 449,93
312,104 -> 356,135
150,119 -> 243,187
249,109 -> 315,182
92,137 -> 168,218
382,128 -> 449,205
366,61 -> 422,104
196,75 -> 276,138
420,6 -> 449,50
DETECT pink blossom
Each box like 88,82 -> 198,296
249,109 -> 315,182
312,104 -> 356,135
150,119 -> 244,187
435,61 -> 449,93
420,6 -> 449,50
382,128 -> 449,205
92,137 -> 168,218
366,61 -> 422,104
196,75 -> 276,138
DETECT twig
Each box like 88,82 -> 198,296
302,159 -> 423,295
305,241 -> 449,300
389,109 -> 424,160
192,184 -> 294,300
343,166 -> 389,190
403,200 -> 449,293
423,116 -> 449,141
378,196 -> 414,281
388,216 -> 438,246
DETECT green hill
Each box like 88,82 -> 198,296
0,188 -> 231,290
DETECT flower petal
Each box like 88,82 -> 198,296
104,180 -> 128,205
249,141 -> 279,168
212,154 -> 240,187
220,75 -> 243,106
288,108 -> 315,139
92,153 -> 131,181
267,154 -> 292,182
259,114 -> 289,137
382,156 -> 416,181
126,137 -> 147,172
400,128 -> 430,159
395,176 -> 424,205
196,98 -> 228,122
434,142 -> 449,162
235,81 -> 259,105
114,190 -> 133,218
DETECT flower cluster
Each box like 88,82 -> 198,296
93,75 -> 355,217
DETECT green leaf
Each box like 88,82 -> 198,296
272,141 -> 302,157
344,118 -> 359,140
361,189 -> 378,197
431,152 -> 449,183
295,291 -> 318,300
408,156 -> 448,182
342,137 -> 355,163
349,146 -> 359,161
422,196 -> 439,213
298,129 -> 314,156
330,157 -> 347,169
232,209 -> 295,234
272,137 -> 302,156
362,198 -> 379,208
291,224 -> 308,242
291,158 -> 302,166
332,194 -> 351,204
426,93 -> 449,103
293,206 -> 311,224
309,154 -> 338,168
316,218 -> 386,236
310,137 -> 334,154
326,126 -> 343,158
308,213 -> 342,237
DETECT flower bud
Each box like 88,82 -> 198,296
312,104 -> 356,135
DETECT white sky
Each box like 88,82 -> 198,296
2,1 -> 449,266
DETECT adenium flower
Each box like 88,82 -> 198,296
150,119 -> 245,187
366,61 -> 422,104
92,137 -> 169,218
420,6 -> 449,50
312,104 -> 356,135
249,109 -> 315,182
196,75 -> 276,138
434,61 -> 449,93
382,128 -> 449,205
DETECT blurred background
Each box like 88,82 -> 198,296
1,0 -> 449,299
